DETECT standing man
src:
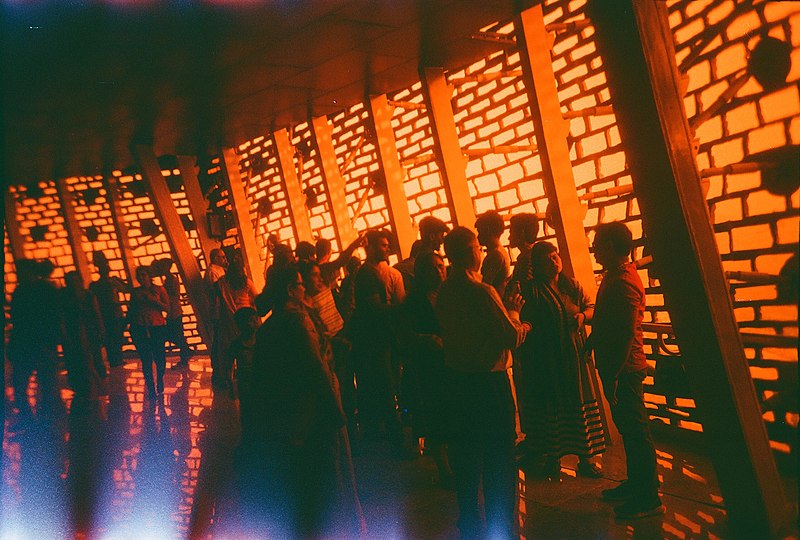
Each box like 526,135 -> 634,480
436,227 -> 529,539
152,258 -> 191,369
351,229 -> 405,447
475,210 -> 511,298
205,248 -> 228,386
90,251 -> 129,368
394,216 -> 449,293
589,222 -> 663,519
506,213 -> 539,299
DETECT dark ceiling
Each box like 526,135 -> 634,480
3,0 -> 529,185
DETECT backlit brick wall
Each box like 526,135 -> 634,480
5,0 -> 797,471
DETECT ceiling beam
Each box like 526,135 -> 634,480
105,175 -> 137,285
55,178 -> 92,287
4,188 -> 25,263
177,156 -> 217,264
587,1 -> 791,535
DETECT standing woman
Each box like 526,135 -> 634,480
212,256 -> 258,391
128,266 -> 169,400
519,241 -> 605,477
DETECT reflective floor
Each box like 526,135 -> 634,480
2,355 -> 795,539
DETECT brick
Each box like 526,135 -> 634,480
715,231 -> 731,255
760,86 -> 800,124
696,115 -> 723,142
599,152 -> 626,177
714,43 -> 747,79
713,197 -> 743,222
746,190 -> 787,216
495,189 -> 519,209
776,216 -> 799,245
747,123 -> 786,154
724,102 -> 759,135
731,223 -> 774,250
710,137 -> 744,166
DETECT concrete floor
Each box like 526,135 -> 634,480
2,354 -> 796,539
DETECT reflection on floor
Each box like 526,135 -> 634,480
1,355 -> 793,539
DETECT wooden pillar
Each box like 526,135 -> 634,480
310,115 -> 358,250
105,174 -> 138,285
514,6 -> 596,294
272,129 -> 314,244
133,145 -> 212,347
420,67 -> 477,229
365,95 -> 416,259
177,155 -> 217,264
219,148 -> 265,292
588,1 -> 790,536
55,178 -> 92,287
4,187 -> 25,262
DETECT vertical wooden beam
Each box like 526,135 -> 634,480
133,145 -> 212,347
177,155 -> 217,264
272,129 -> 314,244
588,1 -> 790,536
4,187 -> 26,262
366,95 -> 416,259
516,6 -> 614,446
55,178 -> 92,287
514,6 -> 596,295
105,174 -> 138,285
420,67 -> 477,228
310,115 -> 358,250
219,148 -> 265,292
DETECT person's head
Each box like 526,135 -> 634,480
226,257 -> 247,290
475,211 -> 505,247
35,258 -> 55,279
444,227 -> 482,272
345,254 -> 362,276
210,248 -> 228,269
509,213 -> 539,249
364,229 -> 392,263
16,258 -> 38,284
419,216 -> 449,252
233,306 -> 260,336
295,241 -> 317,263
593,222 -> 634,269
151,257 -> 173,278
530,241 -> 562,282
298,260 -> 325,295
135,266 -> 152,287
272,243 -> 295,267
409,239 -> 423,259
270,264 -> 305,306
414,251 -> 446,294
316,238 -> 333,264
94,251 -> 111,276
64,270 -> 83,293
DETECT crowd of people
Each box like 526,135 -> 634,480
5,214 -> 663,537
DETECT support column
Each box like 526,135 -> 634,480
365,95 -> 416,259
588,1 -> 790,536
133,145 -> 212,347
310,115 -> 358,250
420,67 -> 477,228
272,129 -> 314,244
219,148 -> 265,292
515,6 -> 596,294
55,178 -> 92,287
4,187 -> 25,262
177,155 -> 217,264
105,174 -> 137,285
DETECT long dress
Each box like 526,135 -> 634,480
519,274 -> 605,459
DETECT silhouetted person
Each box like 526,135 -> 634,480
89,252 -> 129,368
397,251 -> 453,487
212,257 -> 258,391
476,210 -> 510,298
250,265 -> 345,536
256,242 -> 295,316
518,241 -> 604,478
295,240 -> 317,263
588,222 -> 663,519
506,213 -> 540,300
435,227 -> 529,539
334,254 -> 362,324
351,229 -> 405,446
316,233 -> 364,289
8,258 -> 63,419
128,266 -> 169,400
61,271 -> 106,403
229,307 -> 259,439
394,216 -> 449,293
152,258 -> 191,369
